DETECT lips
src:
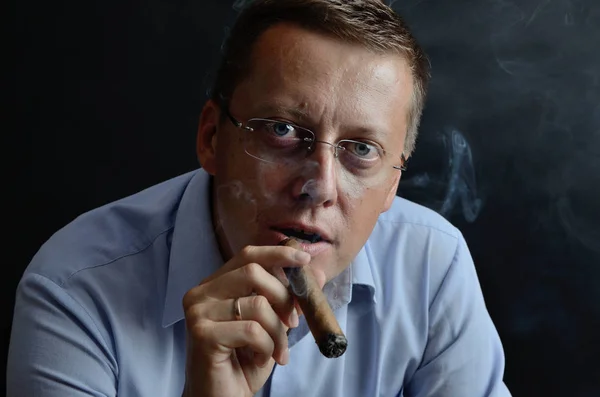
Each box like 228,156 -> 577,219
270,223 -> 332,244
278,227 -> 322,243
267,228 -> 332,258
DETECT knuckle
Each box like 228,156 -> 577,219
182,285 -> 207,309
250,294 -> 269,311
183,302 -> 206,323
244,320 -> 262,338
242,262 -> 263,280
240,245 -> 255,259
189,319 -> 212,341
182,290 -> 195,309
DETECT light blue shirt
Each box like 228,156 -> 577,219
8,168 -> 511,397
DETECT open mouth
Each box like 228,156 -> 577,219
277,228 -> 323,244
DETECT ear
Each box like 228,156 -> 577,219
382,170 -> 402,213
196,100 -> 220,175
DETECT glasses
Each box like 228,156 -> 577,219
222,106 -> 407,180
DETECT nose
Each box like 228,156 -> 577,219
291,142 -> 339,207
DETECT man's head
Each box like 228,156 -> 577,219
197,0 -> 430,282
211,0 -> 430,157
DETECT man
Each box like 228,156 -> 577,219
8,0 -> 512,396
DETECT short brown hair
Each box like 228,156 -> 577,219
211,0 -> 431,156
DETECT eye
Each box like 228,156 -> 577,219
344,141 -> 381,159
354,142 -> 372,157
269,122 -> 296,137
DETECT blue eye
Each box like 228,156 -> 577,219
271,122 -> 295,136
354,142 -> 372,157
344,141 -> 380,159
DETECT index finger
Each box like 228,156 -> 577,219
200,244 -> 311,286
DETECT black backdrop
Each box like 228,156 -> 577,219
11,0 -> 600,396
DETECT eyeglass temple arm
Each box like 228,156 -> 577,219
219,99 -> 256,131
393,153 -> 408,171
216,95 -> 242,128
227,112 -> 243,128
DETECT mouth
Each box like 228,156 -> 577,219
270,225 -> 330,244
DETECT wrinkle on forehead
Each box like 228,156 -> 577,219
235,23 -> 411,146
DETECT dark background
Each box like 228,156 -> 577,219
10,0 -> 600,395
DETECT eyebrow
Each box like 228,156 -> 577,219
253,102 -> 310,121
252,101 -> 394,145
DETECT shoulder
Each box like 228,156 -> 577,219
366,196 -> 468,305
376,196 -> 460,239
370,195 -> 462,258
24,170 -> 198,287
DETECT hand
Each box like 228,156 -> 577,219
181,245 -> 312,397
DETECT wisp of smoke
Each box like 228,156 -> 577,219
400,128 -> 483,222
439,129 -> 483,222
216,180 -> 259,224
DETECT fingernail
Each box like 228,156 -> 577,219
295,251 -> 311,264
289,307 -> 299,328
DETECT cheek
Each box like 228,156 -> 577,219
343,187 -> 388,228
248,161 -> 291,209
338,175 -> 366,201
215,134 -> 242,174
256,163 -> 285,187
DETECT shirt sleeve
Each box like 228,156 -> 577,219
7,272 -> 118,397
404,233 -> 512,397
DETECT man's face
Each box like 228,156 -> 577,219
198,23 -> 413,283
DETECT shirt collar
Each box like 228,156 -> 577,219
350,246 -> 377,304
162,168 -> 376,328
162,169 -> 223,327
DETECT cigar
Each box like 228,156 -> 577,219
279,238 -> 348,358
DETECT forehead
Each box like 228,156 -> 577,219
232,23 -> 413,138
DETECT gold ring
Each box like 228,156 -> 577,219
233,297 -> 242,321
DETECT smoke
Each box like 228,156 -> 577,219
400,128 -> 483,223
255,162 -> 288,209
439,129 -> 483,222
296,158 -> 369,202
404,173 -> 431,188
557,195 -> 600,254
285,267 -> 309,298
299,178 -> 317,198
232,0 -> 254,12
298,160 -> 321,200
216,179 -> 260,228
216,179 -> 256,207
